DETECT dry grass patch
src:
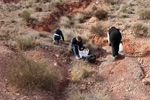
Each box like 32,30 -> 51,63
139,10 -> 150,20
132,23 -> 149,37
74,12 -> 92,23
94,10 -> 108,20
16,35 -> 36,50
60,27 -> 79,42
21,10 -> 34,23
9,54 -> 61,93
90,23 -> 106,36
59,16 -> 71,27
103,0 -> 114,5
35,6 -> 43,12
71,61 -> 91,82
68,88 -> 112,100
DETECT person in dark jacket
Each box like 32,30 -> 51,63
53,29 -> 64,45
71,36 -> 84,59
108,27 -> 122,58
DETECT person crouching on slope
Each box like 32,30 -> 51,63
53,29 -> 64,45
71,36 -> 84,60
107,27 -> 122,58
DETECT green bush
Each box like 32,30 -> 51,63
90,23 -> 106,36
95,10 -> 108,20
16,35 -> 35,50
9,54 -> 60,93
132,23 -> 149,37
139,10 -> 150,20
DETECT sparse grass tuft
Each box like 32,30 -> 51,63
139,10 -> 150,20
74,12 -> 92,23
78,0 -> 91,2
59,16 -> 71,27
103,0 -> 114,5
60,27 -> 78,42
68,88 -> 112,100
132,23 -> 149,37
90,23 -> 106,36
21,10 -> 34,23
9,54 -> 61,93
35,6 -> 43,12
49,0 -> 66,8
71,61 -> 91,82
91,5 -> 97,11
16,35 -> 36,50
94,10 -> 108,20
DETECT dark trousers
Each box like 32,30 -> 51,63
72,46 -> 79,56
112,45 -> 119,57
53,35 -> 61,45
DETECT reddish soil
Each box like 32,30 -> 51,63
1,0 -> 150,100
1,0 -> 20,3
30,1 -> 91,32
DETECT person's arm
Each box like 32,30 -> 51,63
71,38 -> 77,47
78,40 -> 84,50
107,32 -> 110,43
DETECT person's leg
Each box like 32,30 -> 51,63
56,36 -> 61,45
72,46 -> 80,59
72,46 -> 78,55
115,45 -> 119,56
112,46 -> 116,57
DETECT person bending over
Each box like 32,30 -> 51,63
53,29 -> 64,45
107,27 -> 122,58
71,36 -> 84,60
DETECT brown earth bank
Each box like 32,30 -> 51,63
30,1 -> 92,32
0,0 -> 20,3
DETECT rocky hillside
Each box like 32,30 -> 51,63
0,0 -> 150,100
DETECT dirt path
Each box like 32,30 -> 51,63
96,46 -> 150,100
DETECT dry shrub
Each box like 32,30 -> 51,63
59,16 -> 71,27
132,23 -> 149,37
74,13 -> 86,23
91,5 -> 97,11
90,23 -> 106,36
49,0 -> 66,8
71,61 -> 91,82
75,12 -> 92,23
103,0 -> 114,5
78,0 -> 91,2
9,54 -> 61,93
139,10 -> 150,20
16,35 -> 36,50
35,6 -> 42,12
68,88 -> 112,100
21,10 -> 34,23
60,27 -> 79,42
94,10 -> 108,20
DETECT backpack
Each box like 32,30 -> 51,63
82,55 -> 97,63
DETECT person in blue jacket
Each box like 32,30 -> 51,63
71,36 -> 84,59
107,27 -> 122,58
53,29 -> 64,45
